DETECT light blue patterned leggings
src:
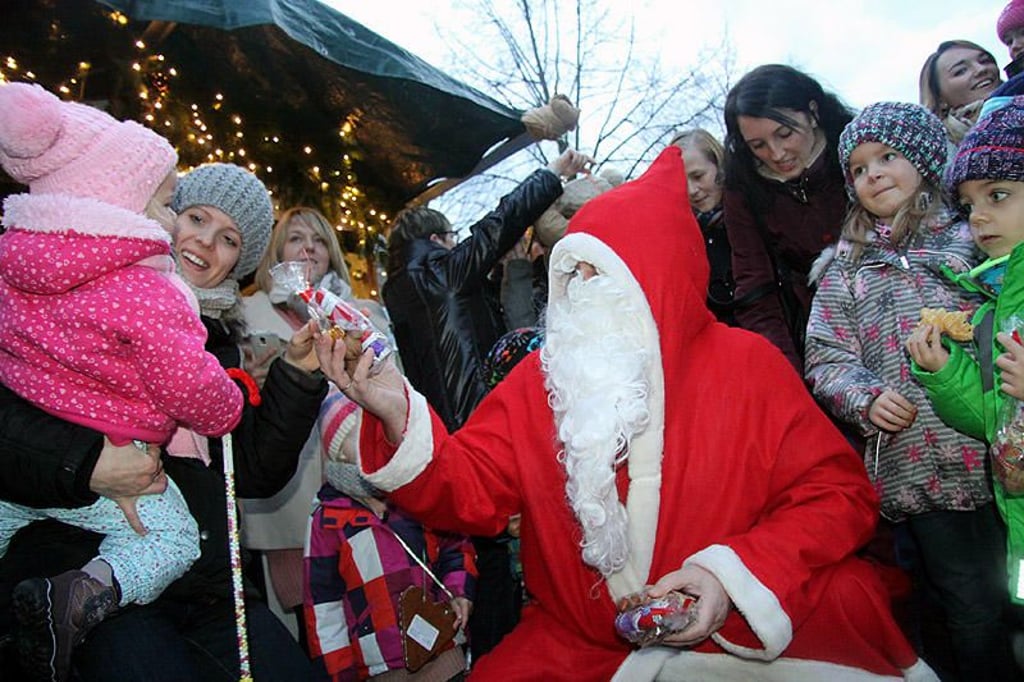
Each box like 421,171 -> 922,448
0,479 -> 199,606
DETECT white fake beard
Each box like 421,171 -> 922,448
542,272 -> 651,577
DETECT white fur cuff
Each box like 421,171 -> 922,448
686,544 -> 792,660
360,380 -> 434,491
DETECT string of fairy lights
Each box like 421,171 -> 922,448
0,8 -> 388,296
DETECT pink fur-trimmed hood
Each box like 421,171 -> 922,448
0,193 -> 172,295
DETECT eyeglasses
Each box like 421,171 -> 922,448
436,230 -> 459,240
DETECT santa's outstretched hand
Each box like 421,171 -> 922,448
646,564 -> 730,648
314,329 -> 408,444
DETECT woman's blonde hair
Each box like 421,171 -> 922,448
254,207 -> 350,293
841,182 -> 947,262
670,128 -> 726,179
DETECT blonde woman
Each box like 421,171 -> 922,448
670,128 -> 735,325
240,207 -> 392,641
918,40 -> 1003,145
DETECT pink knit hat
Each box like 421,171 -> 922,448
999,0 -> 1024,43
0,82 -> 177,213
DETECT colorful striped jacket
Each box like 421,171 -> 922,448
304,484 -> 476,680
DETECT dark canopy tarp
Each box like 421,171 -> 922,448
1,0 -> 530,210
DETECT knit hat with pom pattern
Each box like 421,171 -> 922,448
838,101 -> 947,199
946,95 -> 1024,198
0,82 -> 176,213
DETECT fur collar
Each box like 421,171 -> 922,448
2,193 -> 171,244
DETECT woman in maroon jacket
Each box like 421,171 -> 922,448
722,64 -> 854,373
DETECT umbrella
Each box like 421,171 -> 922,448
0,0 -> 532,227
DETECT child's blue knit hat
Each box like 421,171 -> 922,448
946,95 -> 1024,199
838,101 -> 947,199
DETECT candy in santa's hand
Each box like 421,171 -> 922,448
271,261 -> 392,369
614,590 -> 696,647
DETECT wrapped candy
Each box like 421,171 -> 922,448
993,315 -> 1024,494
614,590 -> 696,647
270,261 -> 392,370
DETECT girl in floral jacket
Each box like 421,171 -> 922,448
805,102 -> 1016,680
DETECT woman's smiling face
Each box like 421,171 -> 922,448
281,218 -> 331,284
173,205 -> 242,288
682,145 -> 722,213
935,46 -> 1000,109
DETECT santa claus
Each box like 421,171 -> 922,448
319,147 -> 937,681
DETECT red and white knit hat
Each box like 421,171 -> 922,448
0,82 -> 177,213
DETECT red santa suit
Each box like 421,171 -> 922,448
360,147 -> 934,681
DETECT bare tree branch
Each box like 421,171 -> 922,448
431,0 -> 736,221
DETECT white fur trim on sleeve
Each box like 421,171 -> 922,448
686,544 -> 793,660
360,380 -> 434,492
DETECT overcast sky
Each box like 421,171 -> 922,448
324,0 -> 999,110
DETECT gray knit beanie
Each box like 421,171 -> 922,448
172,163 -> 273,279
325,460 -> 382,500
838,102 -> 947,199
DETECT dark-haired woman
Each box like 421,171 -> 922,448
722,64 -> 854,373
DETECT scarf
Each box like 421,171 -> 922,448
327,461 -> 381,500
945,99 -> 986,145
186,277 -> 241,320
973,254 -> 1010,295
694,206 -> 723,233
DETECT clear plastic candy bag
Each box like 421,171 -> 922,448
993,315 -> 1024,494
614,590 -> 696,647
269,261 -> 392,370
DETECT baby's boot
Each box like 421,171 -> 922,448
12,569 -> 119,681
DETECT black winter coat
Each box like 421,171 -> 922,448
697,206 -> 737,326
0,315 -> 327,631
384,169 -> 562,431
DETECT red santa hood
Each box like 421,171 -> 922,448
552,145 -> 713,374
547,146 -> 715,600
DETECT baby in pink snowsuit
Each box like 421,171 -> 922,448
0,82 -> 243,682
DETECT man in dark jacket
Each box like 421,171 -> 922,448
384,148 -> 590,433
